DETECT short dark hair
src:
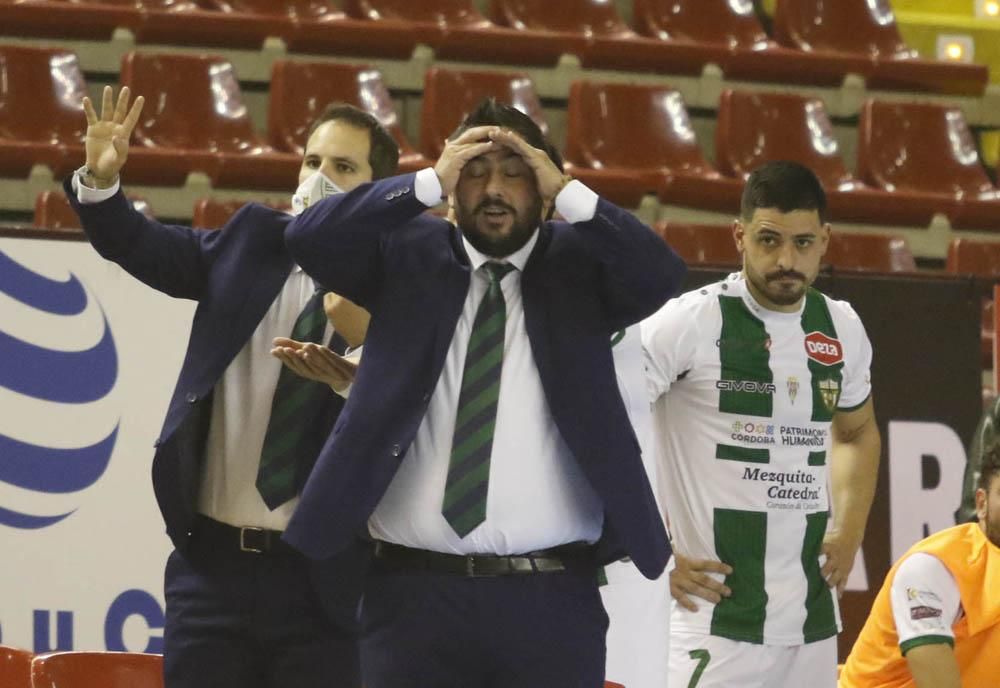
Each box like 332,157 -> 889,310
306,102 -> 400,180
978,442 -> 1000,492
448,97 -> 563,172
740,160 -> 828,225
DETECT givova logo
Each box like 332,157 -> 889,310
0,250 -> 118,529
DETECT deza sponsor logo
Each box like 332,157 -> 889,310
804,331 -> 843,366
0,251 -> 119,529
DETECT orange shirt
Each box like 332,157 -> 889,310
839,523 -> 1000,688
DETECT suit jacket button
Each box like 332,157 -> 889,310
185,392 -> 198,404
391,444 -> 401,457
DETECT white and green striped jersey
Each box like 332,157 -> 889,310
641,273 -> 873,646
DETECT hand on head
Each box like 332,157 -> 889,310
81,85 -> 145,185
433,126 -> 568,203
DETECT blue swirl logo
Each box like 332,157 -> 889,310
0,250 -> 119,529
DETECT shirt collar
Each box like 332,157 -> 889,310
462,228 -> 539,274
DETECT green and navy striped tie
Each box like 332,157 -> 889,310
256,284 -> 329,510
442,261 -> 515,537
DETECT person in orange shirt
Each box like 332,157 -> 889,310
839,444 -> 1000,688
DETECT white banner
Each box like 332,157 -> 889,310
0,237 -> 194,652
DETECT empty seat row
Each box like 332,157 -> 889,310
566,83 -> 1000,229
658,223 -> 918,273
30,191 -> 285,230
0,0 -> 988,94
26,189 -> 932,276
3,45 -> 998,228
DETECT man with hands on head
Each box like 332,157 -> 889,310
65,85 -> 398,688
642,161 -> 881,688
282,98 -> 686,688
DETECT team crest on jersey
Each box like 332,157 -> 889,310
787,377 -> 799,404
818,378 -> 841,412
804,332 -> 843,366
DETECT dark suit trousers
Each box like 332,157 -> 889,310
360,566 -> 609,688
163,534 -> 364,688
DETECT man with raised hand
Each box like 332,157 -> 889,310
66,86 -> 398,688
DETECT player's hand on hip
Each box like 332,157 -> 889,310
433,126 -> 498,197
670,553 -> 733,612
820,530 -> 861,597
490,127 -> 570,203
82,85 -> 144,186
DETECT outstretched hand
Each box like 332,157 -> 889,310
271,338 -> 360,392
82,85 -> 144,186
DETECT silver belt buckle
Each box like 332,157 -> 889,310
240,526 -> 265,554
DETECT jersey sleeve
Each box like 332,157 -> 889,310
890,552 -> 962,655
835,301 -> 873,411
640,295 -> 701,402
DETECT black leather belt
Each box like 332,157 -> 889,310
192,515 -> 299,556
372,540 -> 596,577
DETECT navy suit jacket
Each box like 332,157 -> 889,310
283,173 -> 685,579
64,178 -> 345,553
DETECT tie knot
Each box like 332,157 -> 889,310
483,262 -> 515,283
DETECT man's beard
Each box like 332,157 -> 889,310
457,198 -> 540,258
749,268 -> 809,306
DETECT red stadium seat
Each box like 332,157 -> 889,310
631,0 -> 862,87
565,81 -> 741,210
715,89 -> 946,226
490,0 -> 721,75
268,60 -> 428,174
773,0 -> 987,95
130,0 -> 295,49
31,651 -> 163,688
119,52 -> 298,189
342,0 -> 570,65
654,222 -> 740,266
34,190 -> 154,231
0,45 -> 88,179
857,99 -> 1000,229
823,232 -> 916,272
0,0 -> 140,41
0,645 -> 32,688
419,68 -> 548,161
192,197 -> 288,229
946,238 -> 1000,367
947,239 -> 1000,276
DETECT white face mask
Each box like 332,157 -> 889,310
290,170 -> 345,216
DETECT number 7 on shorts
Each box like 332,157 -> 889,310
687,649 -> 711,688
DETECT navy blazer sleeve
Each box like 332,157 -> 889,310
63,176 -> 227,301
569,198 -> 686,331
284,173 -> 432,310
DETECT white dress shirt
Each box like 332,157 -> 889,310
75,173 -> 333,531
368,168 -> 605,555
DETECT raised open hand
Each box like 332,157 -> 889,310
82,85 -> 144,187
